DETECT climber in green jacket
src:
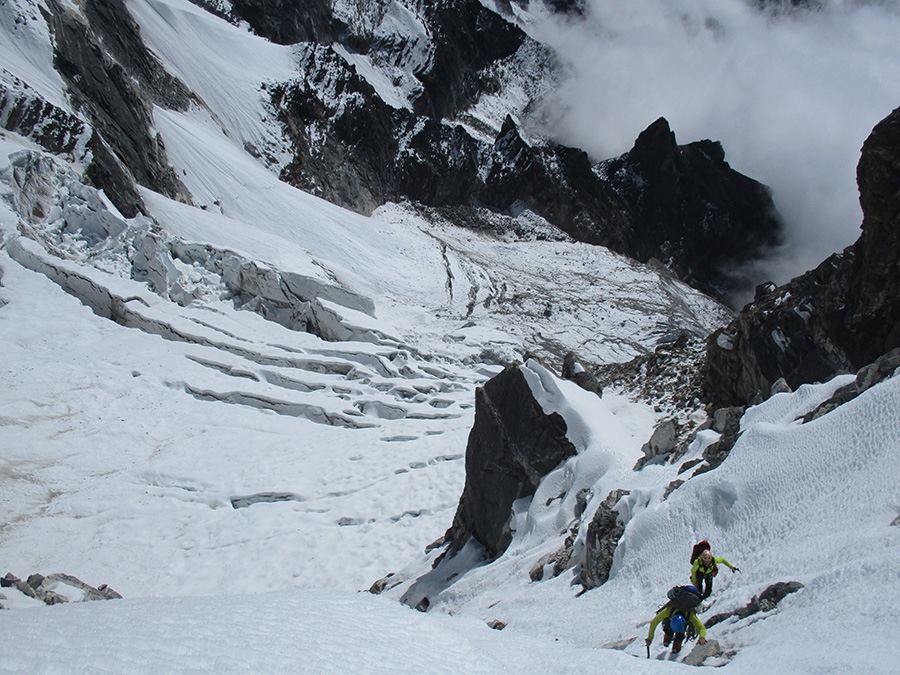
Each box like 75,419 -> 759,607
645,604 -> 707,654
691,547 -> 739,599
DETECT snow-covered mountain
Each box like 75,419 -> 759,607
2,1 -> 900,673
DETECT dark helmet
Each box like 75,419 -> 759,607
669,612 -> 687,633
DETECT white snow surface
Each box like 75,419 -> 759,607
2,1 -> 900,672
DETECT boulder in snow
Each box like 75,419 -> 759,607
581,488 -> 631,590
445,363 -> 577,558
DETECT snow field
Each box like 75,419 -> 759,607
3,1 -> 900,671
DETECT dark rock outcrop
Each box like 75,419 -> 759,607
801,348 -> 900,423
83,0 -> 193,111
1,572 -> 122,608
42,0 -> 191,217
601,117 -> 783,300
236,0 -> 526,121
272,44 -> 421,215
561,351 -> 603,396
483,116 -> 633,247
271,52 -> 633,240
229,0 -> 335,45
704,106 -> 900,408
704,581 -> 804,628
445,363 -> 577,558
581,488 -> 630,590
542,0 -> 586,13
703,251 -> 856,408
0,79 -> 88,155
844,106 -> 900,365
494,0 -> 586,16
412,1 -> 526,120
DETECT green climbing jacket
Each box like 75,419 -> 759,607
691,555 -> 736,586
647,605 -> 706,642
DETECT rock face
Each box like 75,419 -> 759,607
846,105 -> 900,364
581,489 -> 631,590
704,106 -> 900,408
273,57 -> 635,244
704,580 -> 804,628
0,79 -> 88,156
483,117 -> 634,248
445,363 -> 577,558
228,0 -> 334,45
230,0 -> 527,120
411,1 -> 527,120
494,0 -> 586,16
601,117 -> 784,299
41,0 -> 192,217
1,572 -> 122,608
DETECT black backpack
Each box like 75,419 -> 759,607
666,585 -> 702,611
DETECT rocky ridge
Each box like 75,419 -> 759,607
2,0 -> 786,302
42,0 -> 193,215
600,117 -> 783,300
263,2 -> 783,301
704,105 -> 900,408
1,572 -> 121,608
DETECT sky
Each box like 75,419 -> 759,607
2,0 -> 900,672
520,0 -> 900,285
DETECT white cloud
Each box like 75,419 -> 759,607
527,0 -> 900,284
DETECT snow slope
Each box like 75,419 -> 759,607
2,1 -> 900,673
382,367 -> 900,672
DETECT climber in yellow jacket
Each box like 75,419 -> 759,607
691,547 -> 740,599
645,603 -> 707,654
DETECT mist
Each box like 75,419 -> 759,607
525,0 -> 900,292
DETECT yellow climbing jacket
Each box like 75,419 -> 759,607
647,605 -> 707,642
691,555 -> 736,586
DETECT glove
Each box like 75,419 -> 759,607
732,566 -> 740,573
645,638 -> 652,646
